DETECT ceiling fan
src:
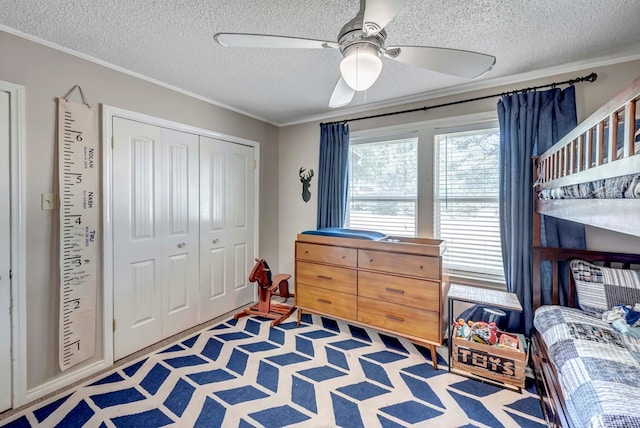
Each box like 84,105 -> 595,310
214,0 -> 496,108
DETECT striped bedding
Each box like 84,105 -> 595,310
537,173 -> 640,200
534,305 -> 640,428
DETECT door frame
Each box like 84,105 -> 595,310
0,80 -> 27,407
102,105 -> 261,363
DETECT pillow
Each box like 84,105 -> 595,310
569,259 -> 640,316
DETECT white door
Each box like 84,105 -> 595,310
0,89 -> 12,412
113,118 -> 164,359
159,128 -> 199,338
112,119 -> 200,359
199,137 -> 255,320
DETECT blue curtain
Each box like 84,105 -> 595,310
317,123 -> 350,229
498,86 -> 584,335
536,87 -> 586,309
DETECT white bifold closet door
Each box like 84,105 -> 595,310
112,118 -> 199,360
199,136 -> 255,321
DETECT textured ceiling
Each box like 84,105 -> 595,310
1,0 -> 640,125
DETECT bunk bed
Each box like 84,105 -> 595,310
531,76 -> 640,427
534,75 -> 640,237
531,248 -> 640,428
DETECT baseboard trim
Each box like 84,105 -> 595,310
21,360 -> 108,407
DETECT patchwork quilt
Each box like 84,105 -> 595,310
537,173 -> 640,200
534,305 -> 640,428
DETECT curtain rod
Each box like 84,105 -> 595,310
320,72 -> 598,127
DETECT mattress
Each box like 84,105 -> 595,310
301,228 -> 387,240
534,305 -> 640,428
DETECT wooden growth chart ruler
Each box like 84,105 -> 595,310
58,86 -> 99,371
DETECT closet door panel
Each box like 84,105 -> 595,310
199,138 -> 229,320
200,137 -> 255,319
112,118 -> 163,360
233,243 -> 248,293
130,260 -> 157,324
228,145 -> 255,308
161,128 -> 199,338
205,248 -> 226,299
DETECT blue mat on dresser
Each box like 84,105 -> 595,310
1,314 -> 545,427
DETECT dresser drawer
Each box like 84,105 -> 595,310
297,242 -> 357,267
357,296 -> 440,343
296,283 -> 357,320
296,261 -> 356,294
358,249 -> 440,279
358,271 -> 440,312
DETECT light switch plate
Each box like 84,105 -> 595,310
42,193 -> 58,210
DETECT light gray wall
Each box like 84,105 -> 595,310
278,60 -> 640,279
0,31 -> 280,391
3,25 -> 639,399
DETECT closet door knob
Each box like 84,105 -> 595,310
177,242 -> 185,248
212,238 -> 219,244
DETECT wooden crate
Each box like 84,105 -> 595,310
450,328 -> 527,389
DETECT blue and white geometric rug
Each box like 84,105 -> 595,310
1,313 -> 545,427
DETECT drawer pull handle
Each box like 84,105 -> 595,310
385,287 -> 405,294
317,298 -> 332,304
369,258 -> 374,263
420,265 -> 424,269
385,314 -> 404,322
317,275 -> 332,280
304,250 -> 309,254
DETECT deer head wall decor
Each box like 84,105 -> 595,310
299,167 -> 314,203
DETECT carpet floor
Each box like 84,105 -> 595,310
1,313 -> 545,427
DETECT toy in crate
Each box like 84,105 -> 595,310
451,318 -> 526,389
454,318 -> 520,348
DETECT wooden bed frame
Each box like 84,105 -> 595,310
533,75 -> 640,237
530,75 -> 640,426
531,247 -> 640,428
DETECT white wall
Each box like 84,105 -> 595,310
0,31 -> 279,396
278,60 -> 640,278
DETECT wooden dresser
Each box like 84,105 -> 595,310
295,233 -> 447,368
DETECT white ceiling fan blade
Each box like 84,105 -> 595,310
362,0 -> 410,35
214,33 -> 337,49
385,46 -> 496,78
329,77 -> 356,108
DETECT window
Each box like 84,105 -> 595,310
345,136 -> 417,237
434,128 -> 504,284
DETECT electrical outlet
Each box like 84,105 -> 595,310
42,193 -> 58,210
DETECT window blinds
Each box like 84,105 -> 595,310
435,129 -> 504,283
346,137 -> 418,237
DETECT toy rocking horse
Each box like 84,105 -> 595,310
233,258 -> 296,326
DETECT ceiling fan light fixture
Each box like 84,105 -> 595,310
339,44 -> 382,91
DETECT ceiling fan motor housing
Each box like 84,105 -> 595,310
337,15 -> 387,58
